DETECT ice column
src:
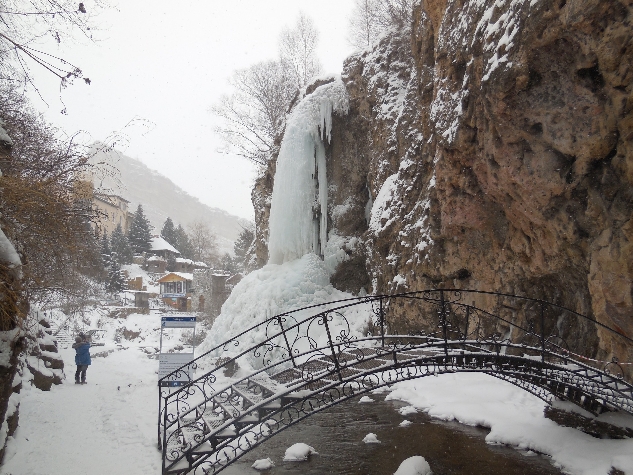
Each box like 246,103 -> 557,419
268,78 -> 348,265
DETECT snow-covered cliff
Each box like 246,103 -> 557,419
247,0 -> 633,371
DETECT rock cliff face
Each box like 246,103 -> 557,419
252,0 -> 632,365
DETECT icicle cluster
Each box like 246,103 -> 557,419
268,77 -> 349,265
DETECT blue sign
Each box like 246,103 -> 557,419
161,316 -> 196,328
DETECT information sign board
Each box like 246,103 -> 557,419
161,316 -> 196,328
158,352 -> 194,387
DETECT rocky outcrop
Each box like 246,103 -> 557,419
251,0 -> 632,370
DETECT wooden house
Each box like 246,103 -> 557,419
158,272 -> 193,311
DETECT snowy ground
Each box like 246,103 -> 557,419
1,345 -> 161,475
2,306 -> 633,474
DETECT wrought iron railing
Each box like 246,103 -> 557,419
157,289 -> 633,472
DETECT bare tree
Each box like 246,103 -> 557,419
0,84 -> 103,304
212,60 -> 296,166
279,12 -> 323,90
213,13 -> 324,166
188,221 -> 218,265
348,0 -> 415,50
0,0 -> 106,91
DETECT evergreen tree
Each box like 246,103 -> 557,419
166,253 -> 177,272
129,204 -> 153,254
161,217 -> 176,245
233,227 -> 254,272
106,256 -> 126,293
110,223 -> 133,265
100,232 -> 111,261
219,253 -> 237,274
173,224 -> 194,259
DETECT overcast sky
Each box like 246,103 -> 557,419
29,0 -> 357,221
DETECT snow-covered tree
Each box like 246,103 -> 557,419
233,226 -> 254,272
348,0 -> 414,49
219,253 -> 237,274
161,217 -> 176,245
128,205 -> 152,255
213,60 -> 296,166
110,223 -> 132,265
279,12 -> 323,90
173,224 -> 193,260
105,256 -> 126,294
213,14 -> 322,166
0,85 -> 103,303
188,221 -> 218,265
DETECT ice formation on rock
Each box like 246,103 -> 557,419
268,77 -> 349,265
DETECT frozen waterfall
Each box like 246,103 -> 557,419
267,77 -> 349,265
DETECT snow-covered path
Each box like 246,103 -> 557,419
2,347 -> 161,475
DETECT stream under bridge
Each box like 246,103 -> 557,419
157,289 -> 633,475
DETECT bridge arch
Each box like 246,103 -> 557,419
158,290 -> 633,475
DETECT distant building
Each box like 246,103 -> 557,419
149,236 -> 180,259
158,272 -> 193,311
93,193 -> 130,236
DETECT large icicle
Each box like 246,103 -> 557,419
268,77 -> 349,265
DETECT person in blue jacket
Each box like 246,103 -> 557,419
72,334 -> 91,384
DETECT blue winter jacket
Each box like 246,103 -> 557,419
74,342 -> 91,366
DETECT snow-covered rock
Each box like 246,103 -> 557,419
359,396 -> 374,403
393,456 -> 432,475
399,420 -> 412,427
362,433 -> 381,444
283,443 -> 318,461
251,457 -> 274,470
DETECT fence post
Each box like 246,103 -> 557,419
278,316 -> 296,368
463,305 -> 470,343
323,313 -> 343,382
161,392 -> 169,472
379,297 -> 385,348
157,386 -> 162,450
440,290 -> 448,356
540,301 -> 546,363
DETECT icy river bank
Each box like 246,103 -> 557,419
2,309 -> 633,475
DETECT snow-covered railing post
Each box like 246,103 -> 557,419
157,389 -> 162,450
462,305 -> 470,344
278,316 -> 296,368
379,297 -> 385,348
540,301 -> 546,363
322,312 -> 343,382
440,290 -> 448,357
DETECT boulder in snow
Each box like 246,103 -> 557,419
393,456 -> 432,475
398,405 -> 418,415
251,458 -> 274,470
283,443 -> 318,461
362,433 -> 381,444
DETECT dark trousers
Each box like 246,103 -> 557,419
75,365 -> 88,382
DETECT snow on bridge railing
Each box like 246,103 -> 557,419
157,289 -> 633,453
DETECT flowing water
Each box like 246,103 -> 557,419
221,397 -> 563,475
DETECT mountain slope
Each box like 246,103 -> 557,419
90,146 -> 249,254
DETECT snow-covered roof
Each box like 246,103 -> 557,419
176,258 -> 193,264
150,236 -> 180,254
157,272 -> 193,282
147,255 -> 165,262
194,261 -> 208,268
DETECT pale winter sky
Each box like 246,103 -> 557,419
28,0 -> 357,221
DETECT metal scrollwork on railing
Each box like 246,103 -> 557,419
159,289 -> 633,475
604,357 -> 625,379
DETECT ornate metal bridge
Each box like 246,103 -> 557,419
157,289 -> 633,475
